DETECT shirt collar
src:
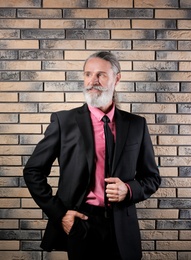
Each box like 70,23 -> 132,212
88,103 -> 115,122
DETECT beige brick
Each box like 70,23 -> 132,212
0,61 -> 41,70
154,188 -> 176,198
20,219 -> 47,229
158,93 -> 191,102
112,30 -> 154,39
139,220 -> 155,229
179,62 -> 191,71
137,209 -> 178,219
21,71 -> 65,81
134,0 -> 178,8
0,39 -> 38,49
159,167 -> 178,177
160,114 -> 191,124
0,166 -> 24,176
0,145 -> 34,155
0,156 -> 21,166
19,92 -> 64,102
161,156 -> 191,166
0,220 -> 19,229
22,198 -> 39,208
136,199 -> 158,208
43,61 -> 84,70
121,71 -> 156,81
118,93 -> 155,102
141,230 -> 178,240
43,251 -> 68,260
0,82 -> 43,92
20,114 -> 50,123
159,72 -> 191,82
156,9 -> 191,19
158,30 -> 191,40
65,93 -> 84,102
178,20 -> 191,29
0,187 -> 30,198
114,51 -> 155,60
0,93 -> 18,102
39,102 -> 83,113
157,51 -> 191,60
0,135 -> 18,144
20,134 -> 43,144
159,136 -> 191,145
0,241 -> 19,250
179,231 -> 191,240
132,104 -> 176,113
0,124 -> 41,134
0,199 -> 20,207
154,146 -> 177,156
157,241 -> 191,250
43,0 -> 87,8
65,50 -> 98,60
0,114 -> 18,123
178,188 -> 191,197
42,40 -> 85,49
89,0 -> 132,7
86,19 -> 130,29
132,19 -> 176,29
0,0 -> 40,7
41,19 -> 84,29
0,208 -> 42,218
0,19 -> 39,28
133,40 -> 176,50
0,103 -> 37,113
142,252 -> 177,260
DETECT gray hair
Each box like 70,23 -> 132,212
83,51 -> 121,74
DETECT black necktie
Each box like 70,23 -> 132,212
102,115 -> 115,217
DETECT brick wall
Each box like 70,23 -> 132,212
0,0 -> 191,259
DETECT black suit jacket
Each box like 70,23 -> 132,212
23,104 -> 161,260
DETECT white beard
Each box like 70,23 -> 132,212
83,86 -> 114,108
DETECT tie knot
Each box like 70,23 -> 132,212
102,115 -> 110,123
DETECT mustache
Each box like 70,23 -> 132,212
84,85 -> 107,92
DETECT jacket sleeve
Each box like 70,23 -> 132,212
23,113 -> 67,225
127,118 -> 161,203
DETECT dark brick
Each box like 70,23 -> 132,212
180,209 -> 191,219
178,104 -> 191,113
0,50 -> 17,59
0,9 -> 16,18
181,83 -> 191,92
0,230 -> 41,240
109,9 -> 153,18
157,220 -> 191,229
66,29 -> 110,39
159,199 -> 191,209
19,50 -> 63,60
0,71 -> 19,81
136,82 -> 179,92
21,241 -> 42,251
17,9 -> 62,18
179,167 -> 191,176
45,81 -> 83,91
21,29 -> 65,39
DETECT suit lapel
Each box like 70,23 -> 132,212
75,104 -> 95,175
112,108 -> 130,175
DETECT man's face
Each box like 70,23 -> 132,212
83,57 -> 120,109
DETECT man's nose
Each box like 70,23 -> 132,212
90,75 -> 99,85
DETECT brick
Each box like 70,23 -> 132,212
157,30 -> 191,40
0,124 -> 41,134
43,0 -> 87,8
0,61 -> 41,70
65,93 -> 84,102
0,135 -> 18,144
0,156 -> 21,166
0,230 -> 41,240
178,20 -> 191,29
180,209 -> 191,219
0,220 -> 18,229
157,93 -> 191,103
159,167 -> 178,177
0,40 -> 38,49
159,199 -> 191,209
0,71 -> 19,81
154,188 -> 176,198
142,241 -> 154,250
137,199 -> 158,208
0,208 -> 42,218
0,93 -> 17,102
21,29 -> 65,39
0,103 -> 37,113
63,9 -> 108,18
109,9 -> 153,18
134,61 -> 177,71
17,8 -> 62,18
0,145 -> 34,155
21,199 -> 39,209
0,8 -> 16,17
136,82 -> 179,92
141,230 -> 178,240
139,220 -> 155,229
180,125 -> 191,134
179,167 -> 191,176
86,19 -> 130,29
179,230 -> 191,239
0,199 -> 20,207
0,19 -> 39,28
161,157 -> 191,166
157,114 -> 191,124
20,113 -> 50,123
0,241 -> 19,250
156,9 -> 191,18
89,0 -> 132,8
159,135 -> 191,145
142,252 -> 176,260
158,72 -> 191,82
158,51 -> 191,60
45,82 -> 83,91
181,82 -> 191,92
0,177 -> 19,187
157,241 -> 191,250
66,29 -> 110,39
19,92 -> 64,102
21,71 -> 65,81
133,40 -> 177,50
137,209 -> 178,219
180,0 -> 191,8
20,219 -> 46,229
132,104 -> 176,113
112,29 -> 155,39
40,39 -> 85,49
114,50 -> 155,60
179,61 -> 191,71
0,252 -> 41,260
86,40 -> 131,50
41,19 -> 84,29
148,124 -> 178,135
132,19 -> 176,29
134,0 -> 179,8
42,60 -> 84,70
154,146 -> 177,156
19,50 -> 63,60
116,82 -> 134,91
0,167 -> 23,176
0,82 -> 43,91
178,188 -> 191,197
178,104 -> 191,113
20,135 -> 43,145
0,50 -> 17,59
39,103 -> 83,113
43,251 -> 68,260
118,93 -> 155,102
179,147 -> 191,156
0,29 -> 20,39
0,0 -> 41,8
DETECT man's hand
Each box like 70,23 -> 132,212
105,177 -> 128,202
61,210 -> 88,235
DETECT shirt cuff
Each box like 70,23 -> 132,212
125,183 -> 132,200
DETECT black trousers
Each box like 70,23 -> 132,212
67,204 -> 122,260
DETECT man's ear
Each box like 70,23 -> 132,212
115,73 -> 121,86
